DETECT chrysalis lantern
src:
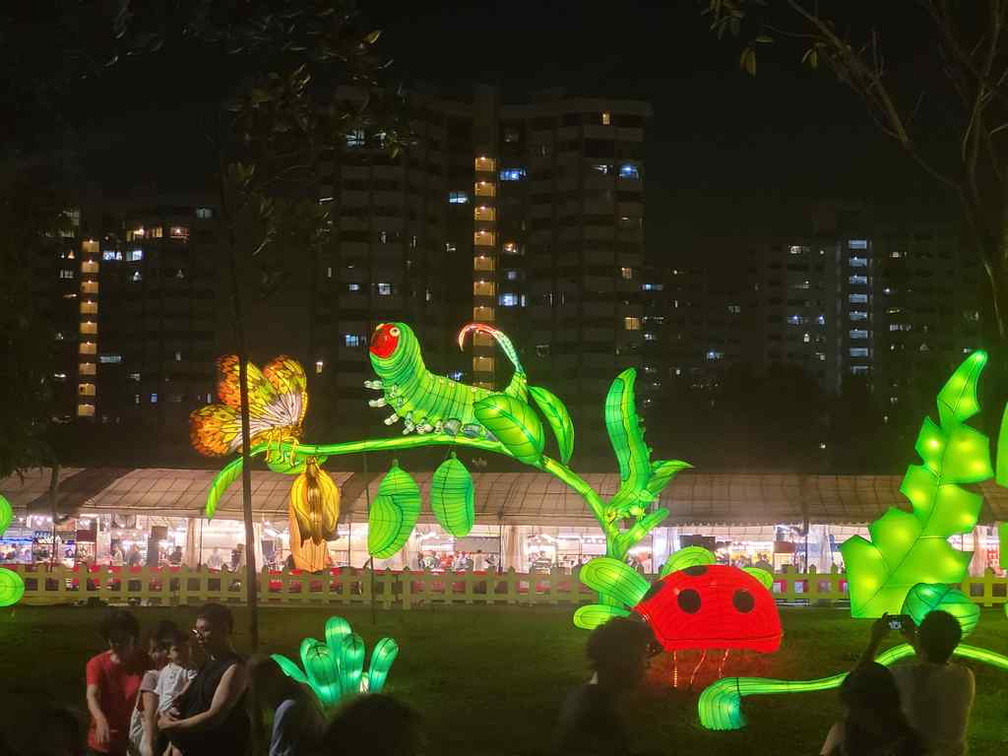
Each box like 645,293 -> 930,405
0,495 -> 24,607
289,458 -> 340,546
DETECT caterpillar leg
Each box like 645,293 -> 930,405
443,419 -> 461,436
461,424 -> 482,438
368,397 -> 387,408
416,422 -> 434,435
364,379 -> 384,390
402,420 -> 415,435
383,413 -> 400,426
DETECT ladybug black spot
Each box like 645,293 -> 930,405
677,588 -> 702,614
733,588 -> 755,613
682,565 -> 708,576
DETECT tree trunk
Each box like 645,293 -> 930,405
219,167 -> 259,652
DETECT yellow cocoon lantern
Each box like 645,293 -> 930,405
290,458 -> 340,546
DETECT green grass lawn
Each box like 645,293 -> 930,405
1,604 -> 1005,755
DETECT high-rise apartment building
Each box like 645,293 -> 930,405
661,210 -> 984,404
317,85 -> 651,455
40,200 -> 220,427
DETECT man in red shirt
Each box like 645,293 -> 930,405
85,609 -> 148,755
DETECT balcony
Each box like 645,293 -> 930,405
474,181 -> 496,198
473,280 -> 496,297
473,306 -> 495,322
474,230 -> 496,247
474,206 -> 496,222
81,280 -> 99,295
80,300 -> 98,315
474,156 -> 496,173
76,403 -> 95,418
81,240 -> 99,255
81,260 -> 99,274
78,383 -> 96,397
473,355 -> 496,372
79,362 -> 96,376
79,341 -> 97,355
80,321 -> 98,335
474,255 -> 495,272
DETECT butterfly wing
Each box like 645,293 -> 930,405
190,404 -> 242,456
262,356 -> 308,428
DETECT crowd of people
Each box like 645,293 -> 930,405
0,602 -> 979,756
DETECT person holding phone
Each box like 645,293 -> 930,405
848,610 -> 975,756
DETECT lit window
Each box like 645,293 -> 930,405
128,372 -> 140,381
346,129 -> 365,148
890,250 -> 902,259
503,242 -> 519,255
850,365 -> 870,375
618,164 -> 640,179
447,370 -> 465,381
174,351 -> 182,361
849,329 -> 869,339
150,393 -> 159,403
644,332 -> 657,341
641,283 -> 663,291
848,239 -> 869,249
169,226 -> 188,240
849,293 -> 868,304
196,207 -> 213,219
602,111 -> 611,125
535,344 -> 550,358
128,227 -> 145,241
505,270 -> 519,281
591,164 -> 611,175
446,243 -> 458,253
706,350 -> 723,361
499,168 -> 526,181
474,205 -> 495,221
377,282 -> 392,296
53,372 -> 67,380
499,293 -> 519,307
850,311 -> 868,321
849,347 -> 869,358
623,316 -> 641,331
378,231 -> 388,244
817,314 -> 826,325
132,271 -> 142,282
102,250 -> 120,261
620,267 -> 633,280
149,226 -> 163,239
126,249 -> 143,262
315,359 -> 325,374
727,305 -> 741,314
99,354 -> 122,364
326,267 -> 333,279
787,314 -> 804,325
803,333 -> 811,343
348,283 -> 361,292
475,156 -> 496,172
59,269 -> 74,279
789,245 -> 808,255
889,323 -> 911,332
175,269 -> 184,279
849,275 -> 868,285
849,256 -> 868,267
449,191 -> 469,204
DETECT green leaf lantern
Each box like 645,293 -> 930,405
272,615 -> 400,709
473,393 -> 545,464
841,352 -> 992,617
573,604 -> 632,630
430,453 -> 475,537
368,461 -> 422,559
0,495 -> 24,607
902,582 -> 980,638
528,385 -> 575,463
660,546 -> 716,579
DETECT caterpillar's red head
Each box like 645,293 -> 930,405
370,323 -> 401,358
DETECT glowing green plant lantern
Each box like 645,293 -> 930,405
528,385 -> 574,463
659,546 -> 716,578
430,452 -> 475,537
0,495 -> 24,608
902,582 -> 980,637
368,461 -> 422,559
272,615 -> 399,709
697,643 -> 1008,731
841,351 -> 992,618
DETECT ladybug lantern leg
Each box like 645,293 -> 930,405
688,649 -> 708,690
671,650 -> 679,689
717,648 -> 731,679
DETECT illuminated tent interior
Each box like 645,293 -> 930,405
2,467 -> 1005,574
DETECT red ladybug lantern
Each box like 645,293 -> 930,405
633,564 -> 781,653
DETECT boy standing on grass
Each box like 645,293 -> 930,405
86,609 -> 148,756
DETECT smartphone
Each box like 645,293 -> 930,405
888,614 -> 911,631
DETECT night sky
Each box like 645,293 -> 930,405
6,2 -> 952,254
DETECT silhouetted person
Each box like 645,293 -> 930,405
0,686 -> 85,756
248,656 -> 325,756
158,603 -> 249,756
321,695 -> 424,756
821,661 -> 925,755
892,611 -> 975,756
555,617 -> 654,755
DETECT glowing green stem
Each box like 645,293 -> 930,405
697,643 -> 1008,731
